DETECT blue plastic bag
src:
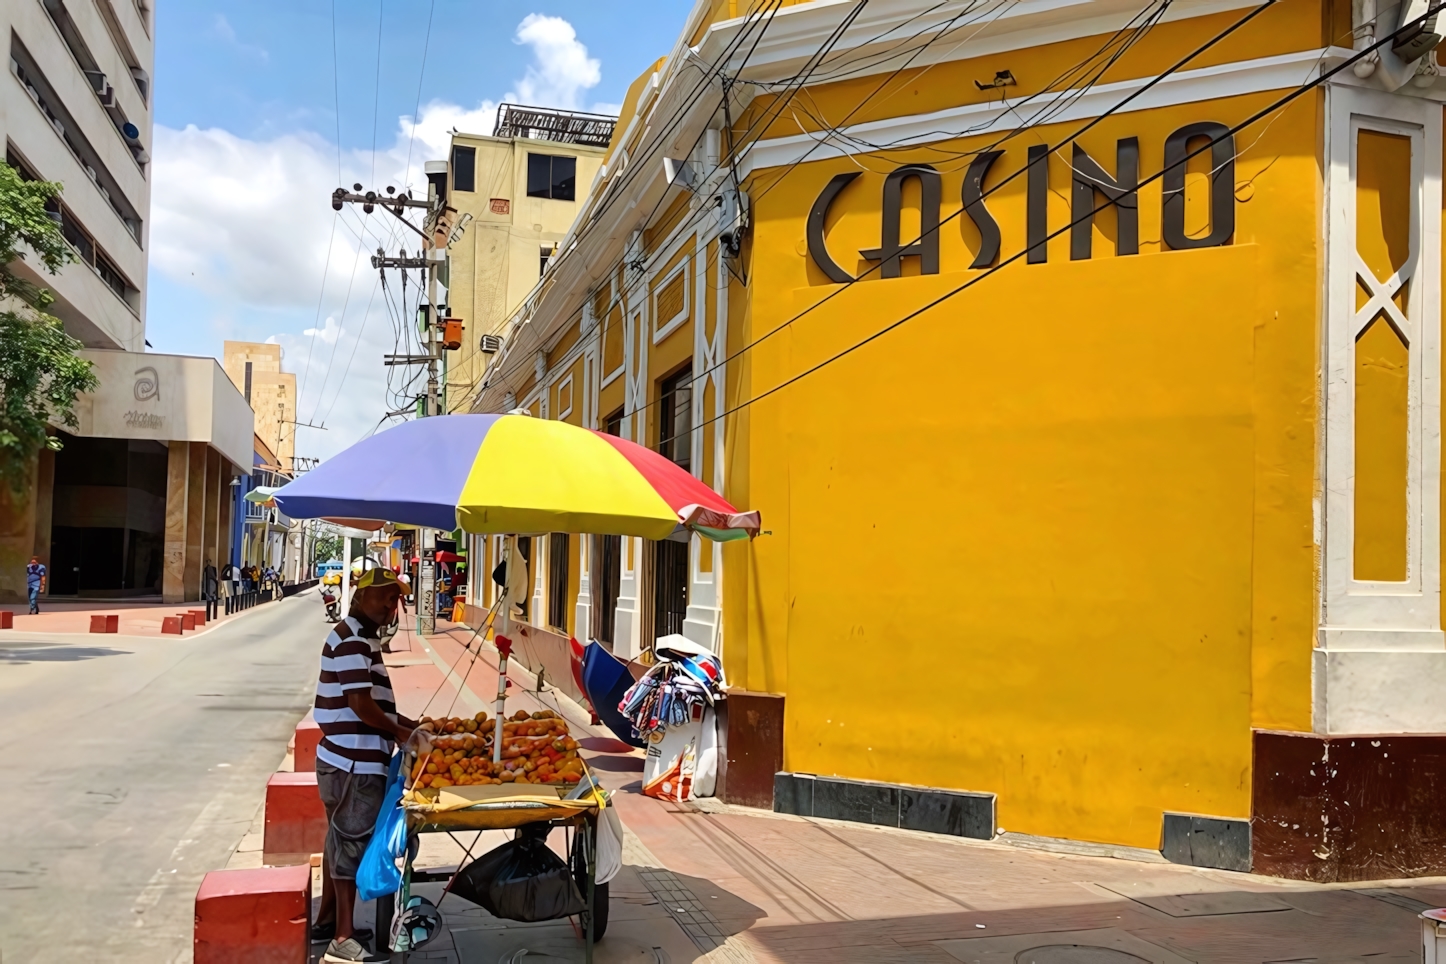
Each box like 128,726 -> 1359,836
356,753 -> 408,901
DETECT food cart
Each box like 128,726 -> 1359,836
271,412 -> 759,961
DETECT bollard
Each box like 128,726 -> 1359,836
162,616 -> 183,635
189,608 -> 207,626
1,611 -> 15,629
179,613 -> 195,631
89,614 -> 119,633
194,864 -> 311,964
263,772 -> 327,858
292,715 -> 322,771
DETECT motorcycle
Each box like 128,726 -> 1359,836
321,587 -> 340,622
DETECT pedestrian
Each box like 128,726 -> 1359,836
242,565 -> 255,593
25,555 -> 45,615
202,559 -> 218,605
219,561 -> 234,600
311,568 -> 419,962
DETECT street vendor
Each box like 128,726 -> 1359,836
311,567 -> 421,963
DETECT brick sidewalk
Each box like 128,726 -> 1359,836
278,621 -> 1446,963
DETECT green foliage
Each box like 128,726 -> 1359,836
314,532 -> 344,566
0,162 -> 94,493
0,163 -> 73,309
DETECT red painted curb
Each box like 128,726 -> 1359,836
194,864 -> 311,963
263,772 -> 326,856
292,717 -> 321,773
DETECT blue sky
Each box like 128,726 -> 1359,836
146,1 -> 691,459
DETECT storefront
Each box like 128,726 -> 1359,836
1,349 -> 253,603
464,1 -> 1446,880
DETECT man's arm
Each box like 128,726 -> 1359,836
345,689 -> 413,744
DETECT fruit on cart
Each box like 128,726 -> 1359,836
420,710 -> 490,736
409,709 -> 583,789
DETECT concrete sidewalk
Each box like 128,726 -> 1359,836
291,621 -> 1446,963
0,591 -> 287,637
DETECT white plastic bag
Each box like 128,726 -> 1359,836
596,801 -> 623,884
641,707 -> 718,801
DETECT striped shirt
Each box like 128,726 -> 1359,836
314,615 -> 397,774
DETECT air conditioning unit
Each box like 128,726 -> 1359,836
479,334 -> 502,354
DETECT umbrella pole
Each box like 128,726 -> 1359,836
492,535 -> 515,764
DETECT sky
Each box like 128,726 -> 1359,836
146,0 -> 692,461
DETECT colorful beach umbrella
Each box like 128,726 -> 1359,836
272,414 -> 759,541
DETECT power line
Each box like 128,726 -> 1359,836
370,0 -> 384,184
656,0 -> 1440,454
297,0 -> 348,419
635,0 -> 1271,429
474,0 -> 1168,407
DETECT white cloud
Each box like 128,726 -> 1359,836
212,13 -> 268,61
148,14 -> 612,459
511,14 -> 601,110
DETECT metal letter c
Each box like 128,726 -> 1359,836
806,172 -> 860,284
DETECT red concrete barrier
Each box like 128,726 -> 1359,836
189,608 -> 207,626
89,614 -> 119,634
180,613 -> 196,631
162,616 -> 183,635
292,716 -> 321,772
0,611 -> 12,629
194,864 -> 310,964
263,772 -> 327,856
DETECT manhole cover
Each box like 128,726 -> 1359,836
1016,947 -> 1151,964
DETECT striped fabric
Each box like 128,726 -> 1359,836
313,615 -> 396,775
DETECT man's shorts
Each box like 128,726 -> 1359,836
316,760 -> 388,880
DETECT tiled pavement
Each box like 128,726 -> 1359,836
261,620 -> 1446,963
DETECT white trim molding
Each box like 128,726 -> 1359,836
744,49 -> 1446,175
1317,83 -> 1445,733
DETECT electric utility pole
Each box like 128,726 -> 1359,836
330,162 -> 468,635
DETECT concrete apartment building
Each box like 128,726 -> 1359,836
223,341 -> 296,474
443,104 -> 614,411
0,0 -> 253,604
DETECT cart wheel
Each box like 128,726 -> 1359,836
582,880 -> 609,941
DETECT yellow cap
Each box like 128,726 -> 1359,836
356,568 -> 401,591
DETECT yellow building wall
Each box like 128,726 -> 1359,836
446,133 -> 606,411
724,88 -> 1321,848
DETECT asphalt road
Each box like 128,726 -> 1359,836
0,591 -> 328,963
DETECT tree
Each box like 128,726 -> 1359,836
0,162 -> 96,493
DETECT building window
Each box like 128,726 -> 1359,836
8,40 -> 144,243
657,367 -> 692,471
540,246 -> 553,277
6,149 -> 139,312
526,153 -> 576,201
590,408 -> 625,648
452,145 -> 475,193
547,532 -> 569,631
653,539 -> 688,640
244,362 -> 253,403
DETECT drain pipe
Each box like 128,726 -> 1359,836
1354,0 -> 1379,77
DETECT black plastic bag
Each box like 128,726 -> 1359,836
450,825 -> 584,922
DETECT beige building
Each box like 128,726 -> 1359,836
0,3 -> 258,605
222,341 -> 296,473
443,105 -> 613,411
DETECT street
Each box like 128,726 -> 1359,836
0,592 -> 325,963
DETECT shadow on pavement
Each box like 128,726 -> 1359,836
0,641 -> 131,663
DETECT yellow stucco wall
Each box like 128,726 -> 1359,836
723,87 -> 1322,847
